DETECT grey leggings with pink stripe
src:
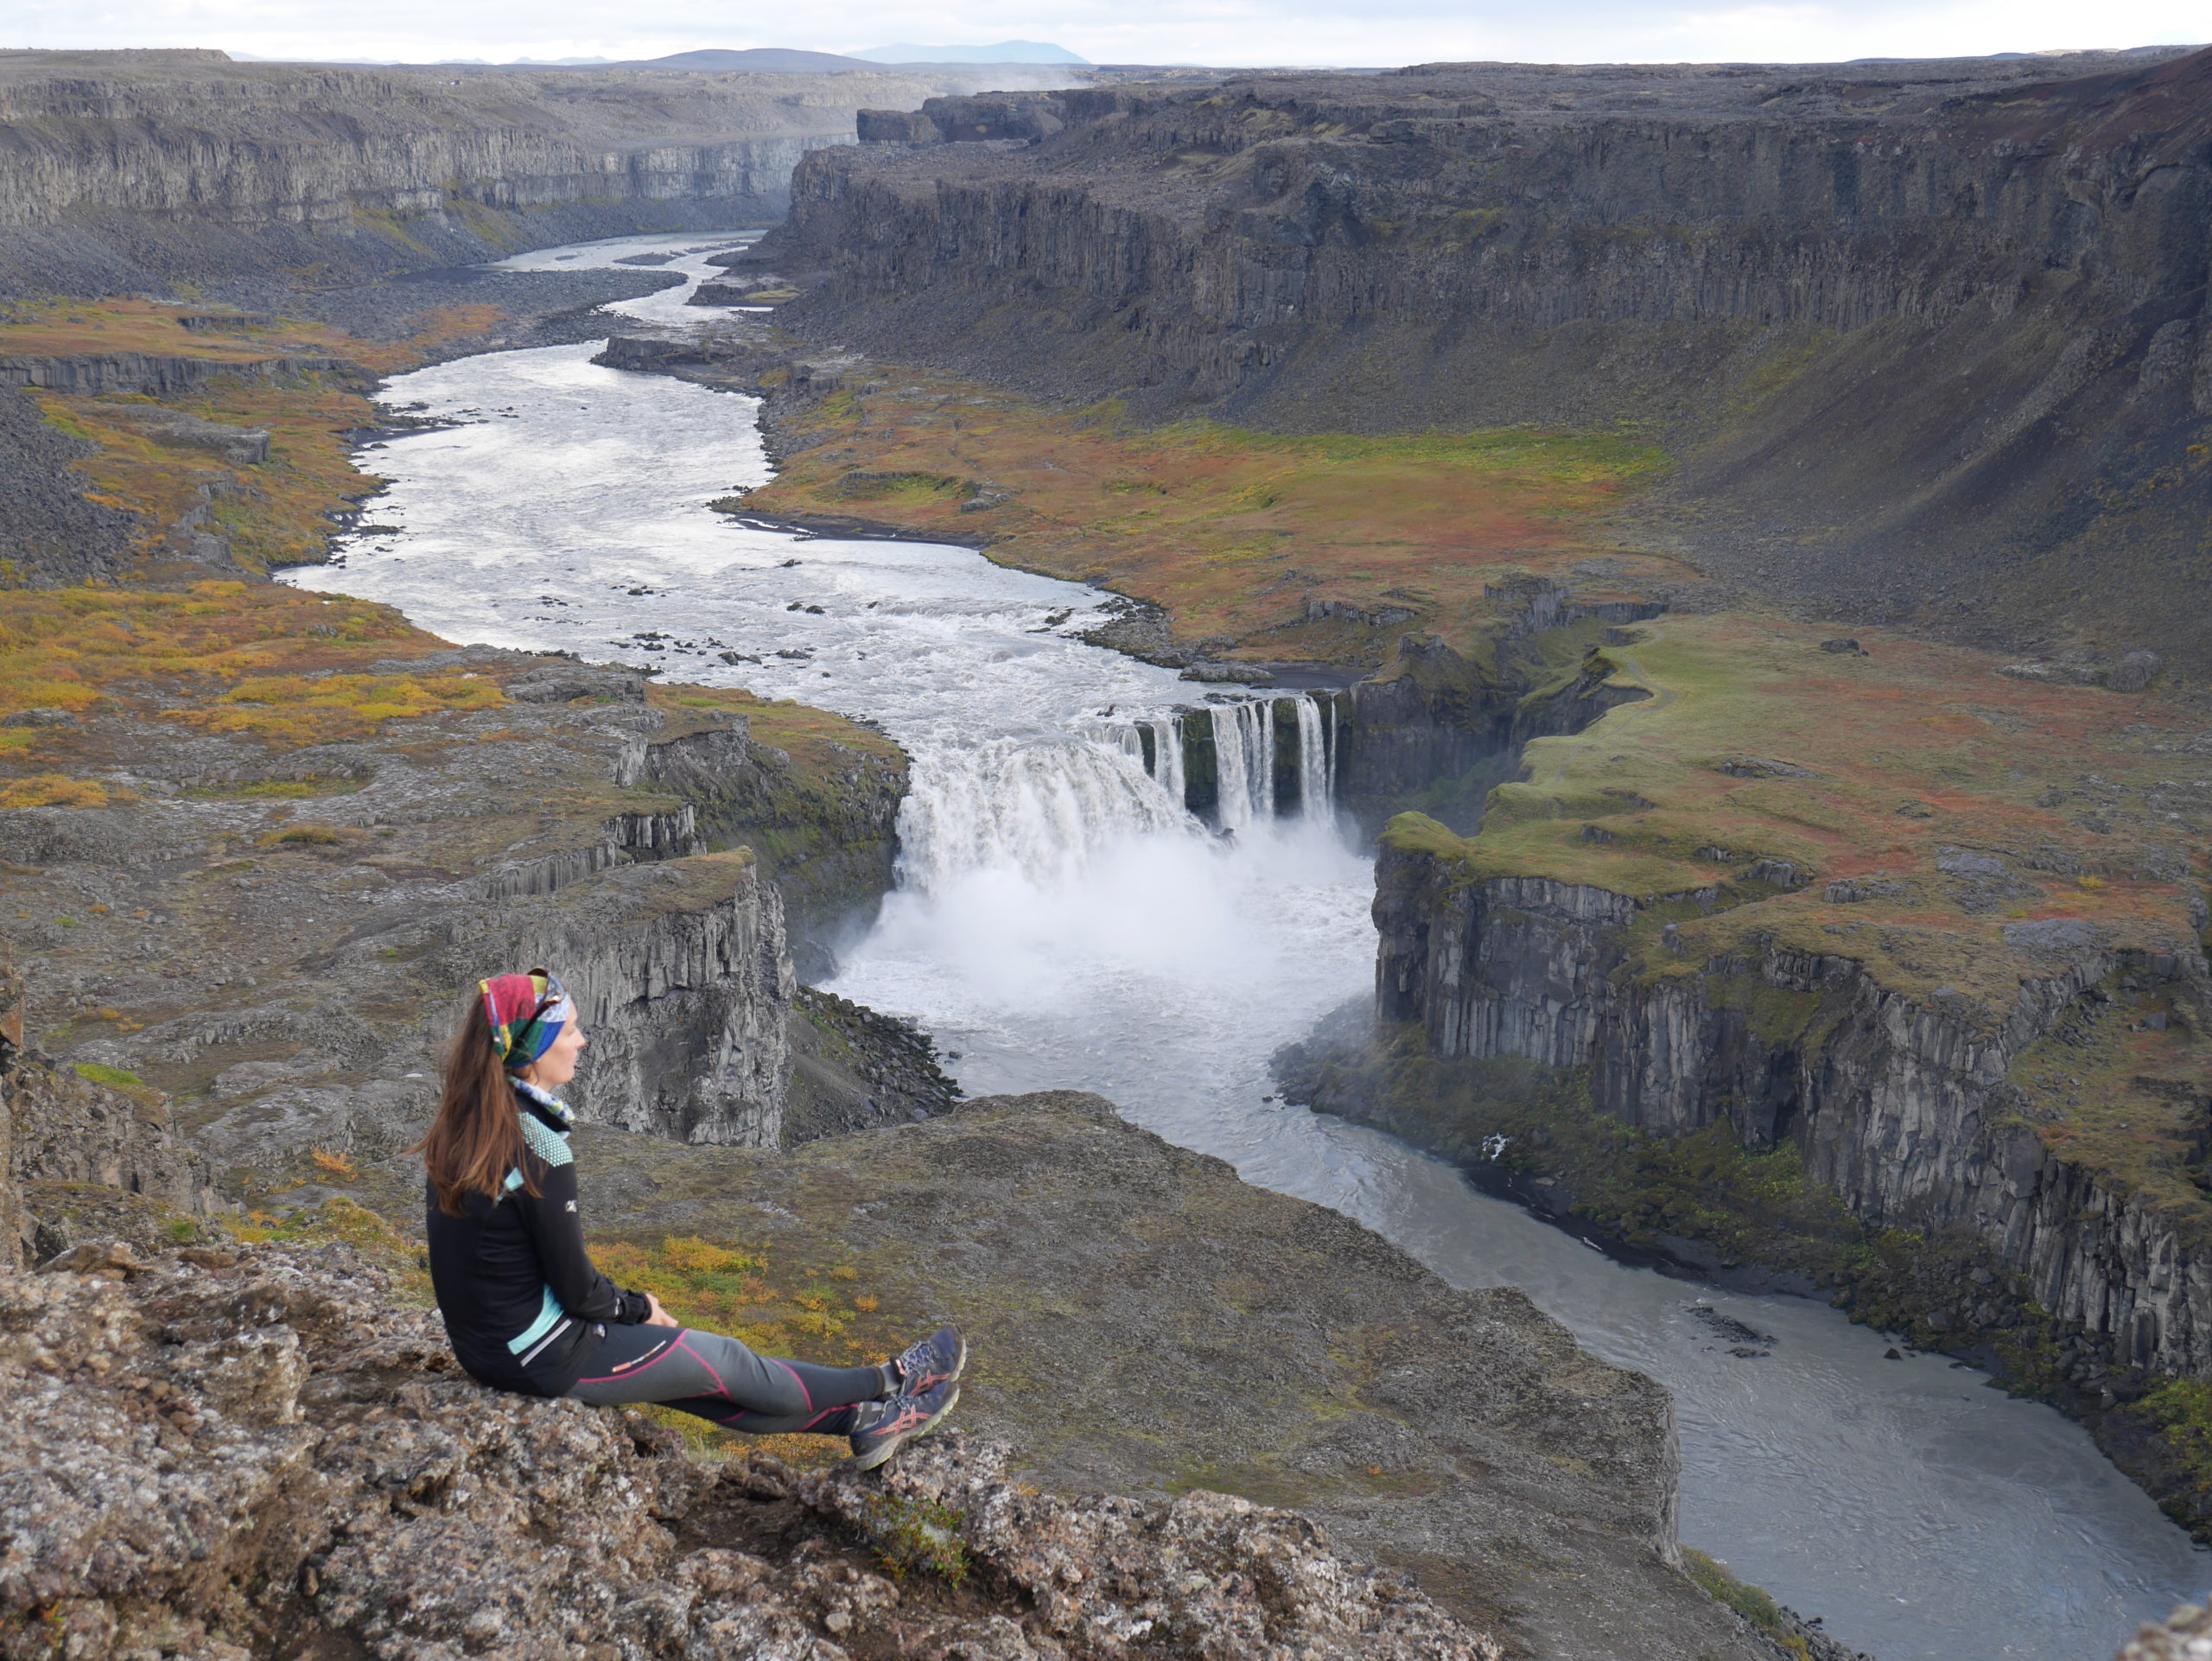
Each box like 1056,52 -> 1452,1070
561,1321 -> 889,1435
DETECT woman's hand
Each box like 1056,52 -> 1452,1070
645,1292 -> 680,1328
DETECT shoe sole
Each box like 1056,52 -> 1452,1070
851,1383 -> 959,1472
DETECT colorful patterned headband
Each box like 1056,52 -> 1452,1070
480,968 -> 575,1071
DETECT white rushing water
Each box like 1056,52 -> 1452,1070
286,232 -> 2209,1661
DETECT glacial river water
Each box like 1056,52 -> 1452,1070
286,233 -> 2208,1660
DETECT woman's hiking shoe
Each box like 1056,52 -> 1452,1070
893,1325 -> 967,1396
849,1379 -> 959,1471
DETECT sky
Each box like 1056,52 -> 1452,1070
9,0 -> 2206,69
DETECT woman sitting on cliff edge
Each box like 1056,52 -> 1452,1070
415,968 -> 963,1467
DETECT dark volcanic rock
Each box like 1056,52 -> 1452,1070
0,387 -> 139,586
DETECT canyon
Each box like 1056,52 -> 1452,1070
690,46 -> 2212,1544
0,250 -> 1802,1659
3,40 -> 2212,1661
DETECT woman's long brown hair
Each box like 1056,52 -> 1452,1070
412,994 -> 538,1217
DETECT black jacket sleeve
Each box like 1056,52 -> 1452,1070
516,1157 -> 650,1325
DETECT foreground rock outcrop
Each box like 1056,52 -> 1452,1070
0,1084 -> 1828,1659
0,1230 -> 1504,1660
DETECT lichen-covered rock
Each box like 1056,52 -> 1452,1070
2120,1601 -> 2212,1659
802,1435 -> 1503,1660
0,1238 -> 1508,1660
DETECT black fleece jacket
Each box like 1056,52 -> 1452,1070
425,1092 -> 649,1396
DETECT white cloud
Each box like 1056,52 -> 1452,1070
7,0 -> 2203,68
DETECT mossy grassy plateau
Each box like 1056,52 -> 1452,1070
0,580 -> 506,805
740,362 -> 1693,664
1379,608 -> 2212,1219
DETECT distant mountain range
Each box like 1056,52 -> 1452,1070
607,48 -> 887,73
850,41 -> 1089,64
230,44 -> 1095,73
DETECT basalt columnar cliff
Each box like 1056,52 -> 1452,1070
755,47 -> 2212,671
0,48 -> 1060,300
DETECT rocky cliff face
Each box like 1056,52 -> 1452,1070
755,47 -> 2212,669
0,49 -> 1038,300
493,851 -> 794,1146
0,644 -> 917,1218
3,962 -> 221,1270
1368,839 -> 2212,1365
619,711 -> 906,979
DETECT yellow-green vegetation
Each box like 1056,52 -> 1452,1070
0,774 -> 124,809
648,684 -> 904,773
1389,614 -> 2202,986
1,296 -> 499,579
0,295 -> 490,373
2138,1379 -> 2212,1513
70,1060 -> 148,1091
841,1490 -> 973,1586
744,366 -> 1691,662
0,581 -> 505,767
1681,1550 -> 1808,1658
591,1233 -> 902,1371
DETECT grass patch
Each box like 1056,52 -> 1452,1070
1389,613 -> 2210,1021
844,1491 -> 973,1586
589,1233 -> 899,1370
1681,1550 -> 1806,1656
2135,1379 -> 2212,1512
257,823 -> 348,847
0,774 -> 118,810
0,583 -> 513,809
72,1061 -> 149,1091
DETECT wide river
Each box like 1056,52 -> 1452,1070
287,232 -> 2207,1659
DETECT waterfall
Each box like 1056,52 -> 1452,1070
1211,699 -> 1277,831
1294,697 -> 1330,822
1127,694 -> 1339,831
1149,713 -> 1185,809
896,735 -> 1194,894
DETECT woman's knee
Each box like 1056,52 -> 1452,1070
682,1328 -> 807,1416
